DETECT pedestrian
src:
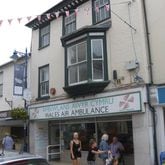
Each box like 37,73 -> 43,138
110,136 -> 124,165
70,132 -> 82,165
87,139 -> 106,165
99,134 -> 110,165
1,133 -> 14,154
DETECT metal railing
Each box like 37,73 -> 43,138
46,144 -> 61,161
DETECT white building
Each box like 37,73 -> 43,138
26,0 -> 157,164
0,56 -> 30,150
144,0 -> 165,164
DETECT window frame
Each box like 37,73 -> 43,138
0,71 -> 3,97
92,0 -> 111,24
63,12 -> 76,35
65,33 -> 108,87
38,65 -> 49,98
39,24 -> 50,49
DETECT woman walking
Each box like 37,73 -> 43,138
99,134 -> 110,165
70,132 -> 82,165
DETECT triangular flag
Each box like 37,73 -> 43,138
46,13 -> 51,20
95,6 -> 99,13
105,4 -> 110,11
27,16 -> 31,21
75,8 -> 79,15
55,11 -> 60,18
65,11 -> 70,17
17,18 -> 22,24
0,20 -> 3,26
37,15 -> 41,22
8,19 -> 13,25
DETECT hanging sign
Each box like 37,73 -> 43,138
13,63 -> 25,96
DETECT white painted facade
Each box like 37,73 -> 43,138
145,0 -> 165,164
27,0 -> 157,164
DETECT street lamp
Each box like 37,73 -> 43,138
10,48 -> 30,152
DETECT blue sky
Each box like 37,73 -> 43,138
0,0 -> 60,65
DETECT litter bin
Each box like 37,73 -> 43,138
160,151 -> 165,165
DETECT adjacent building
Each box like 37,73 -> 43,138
0,57 -> 30,150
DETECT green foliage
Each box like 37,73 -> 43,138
11,107 -> 28,120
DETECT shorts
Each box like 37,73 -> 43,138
71,152 -> 81,160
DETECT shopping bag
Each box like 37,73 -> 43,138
105,153 -> 113,165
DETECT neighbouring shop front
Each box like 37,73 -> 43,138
29,86 -> 155,165
0,110 -> 24,151
151,86 -> 165,164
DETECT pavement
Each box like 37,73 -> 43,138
49,161 -> 71,165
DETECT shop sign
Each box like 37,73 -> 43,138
29,92 -> 142,120
0,111 -> 10,118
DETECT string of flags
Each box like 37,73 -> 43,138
0,4 -> 110,27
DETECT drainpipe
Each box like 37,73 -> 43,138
142,0 -> 159,164
146,84 -> 158,165
142,0 -> 153,84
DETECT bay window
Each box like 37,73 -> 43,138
62,26 -> 110,96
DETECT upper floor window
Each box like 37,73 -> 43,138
39,24 -> 50,49
39,65 -> 49,98
64,13 -> 76,35
93,0 -> 110,24
0,72 -> 3,97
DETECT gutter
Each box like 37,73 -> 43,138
142,0 -> 158,164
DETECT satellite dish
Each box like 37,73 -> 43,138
23,88 -> 32,101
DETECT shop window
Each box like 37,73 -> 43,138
93,0 -> 110,24
0,72 -> 3,97
61,123 -> 96,151
39,65 -> 49,98
39,24 -> 50,49
64,13 -> 76,35
97,121 -> 134,154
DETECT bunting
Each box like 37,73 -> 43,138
0,4 -> 110,27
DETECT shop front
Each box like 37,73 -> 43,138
0,110 -> 24,150
29,86 -> 154,165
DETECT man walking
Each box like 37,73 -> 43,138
2,133 -> 14,151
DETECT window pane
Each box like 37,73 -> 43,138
42,34 -> 50,47
93,60 -> 103,79
0,72 -> 3,84
40,25 -> 50,48
68,46 -> 77,65
41,25 -> 49,35
78,42 -> 87,62
0,84 -> 3,96
65,13 -> 76,35
94,0 -> 110,23
79,62 -> 87,82
69,66 -> 78,84
40,67 -> 49,82
91,39 -> 103,59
